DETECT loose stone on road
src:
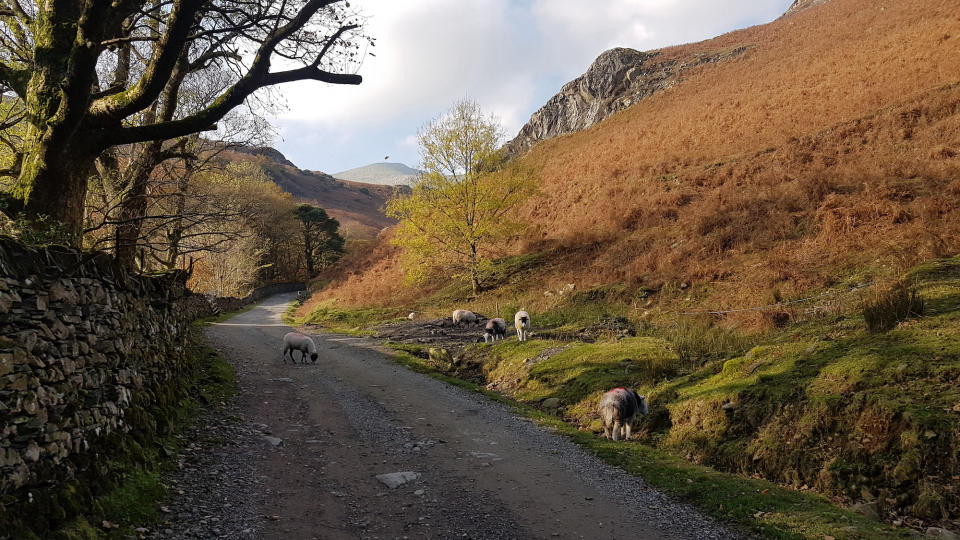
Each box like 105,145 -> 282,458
152,293 -> 739,539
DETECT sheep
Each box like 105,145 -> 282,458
597,387 -> 649,441
407,311 -> 416,320
282,332 -> 318,363
484,318 -> 507,343
514,310 -> 531,341
452,309 -> 478,326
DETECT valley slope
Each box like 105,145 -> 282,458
227,147 -> 401,239
317,0 -> 960,313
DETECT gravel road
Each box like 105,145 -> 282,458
149,293 -> 742,539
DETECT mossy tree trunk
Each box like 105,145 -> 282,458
15,2 -> 115,234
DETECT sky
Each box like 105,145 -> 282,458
270,0 -> 796,174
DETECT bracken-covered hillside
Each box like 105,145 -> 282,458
315,0 -> 960,318
222,148 -> 401,239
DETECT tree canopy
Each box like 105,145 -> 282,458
296,204 -> 344,277
386,99 -> 534,295
0,0 -> 370,233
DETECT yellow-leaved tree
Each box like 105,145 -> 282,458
387,99 -> 534,295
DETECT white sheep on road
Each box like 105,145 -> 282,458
282,332 -> 318,363
514,311 -> 531,341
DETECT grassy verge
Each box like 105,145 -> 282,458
284,299 -> 401,335
382,345 -> 905,539
192,300 -> 261,326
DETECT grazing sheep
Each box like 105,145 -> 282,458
282,332 -> 318,363
598,387 -> 649,441
408,311 -> 416,320
484,318 -> 507,343
514,310 -> 531,341
452,309 -> 478,325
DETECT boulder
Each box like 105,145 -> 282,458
849,501 -> 880,520
926,528 -> 960,540
542,398 -> 561,410
376,471 -> 420,489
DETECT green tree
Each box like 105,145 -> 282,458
295,204 -> 344,277
0,0 -> 369,236
386,99 -> 533,295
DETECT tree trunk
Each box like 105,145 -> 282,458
469,242 -> 480,296
302,224 -> 316,277
16,5 -> 107,236
20,136 -> 98,235
113,141 -> 163,268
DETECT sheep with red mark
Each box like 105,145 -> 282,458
598,387 -> 648,441
484,318 -> 507,343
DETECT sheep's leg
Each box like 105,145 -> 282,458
612,421 -> 621,441
624,422 -> 632,440
281,347 -> 288,364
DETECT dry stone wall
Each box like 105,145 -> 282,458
0,238 -> 203,531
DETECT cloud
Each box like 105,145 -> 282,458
272,0 -> 794,172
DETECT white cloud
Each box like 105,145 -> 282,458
271,0 -> 794,172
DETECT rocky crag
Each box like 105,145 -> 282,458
503,0 -> 835,157
503,46 -> 747,156
782,0 -> 832,17
0,238 -> 214,534
502,0 -> 840,157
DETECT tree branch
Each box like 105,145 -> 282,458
0,60 -> 27,97
106,3 -> 361,146
89,0 -> 204,121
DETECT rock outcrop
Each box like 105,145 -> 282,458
782,0 -> 831,17
503,46 -> 746,157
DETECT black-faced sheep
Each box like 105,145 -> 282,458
282,332 -> 318,363
484,318 -> 507,343
598,387 -> 648,440
452,309 -> 478,325
514,310 -> 531,341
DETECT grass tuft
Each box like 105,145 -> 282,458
861,282 -> 924,333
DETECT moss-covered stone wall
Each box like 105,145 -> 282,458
0,238 -> 206,534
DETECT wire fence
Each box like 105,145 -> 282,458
669,281 -> 875,316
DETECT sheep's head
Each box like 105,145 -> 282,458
311,353 -> 319,362
635,392 -> 649,415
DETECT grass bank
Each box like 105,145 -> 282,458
285,298 -> 402,335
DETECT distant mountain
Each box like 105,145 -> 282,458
332,162 -> 422,186
219,147 -> 408,239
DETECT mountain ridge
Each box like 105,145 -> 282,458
332,162 -> 422,186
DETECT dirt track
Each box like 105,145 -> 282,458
151,293 -> 740,539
